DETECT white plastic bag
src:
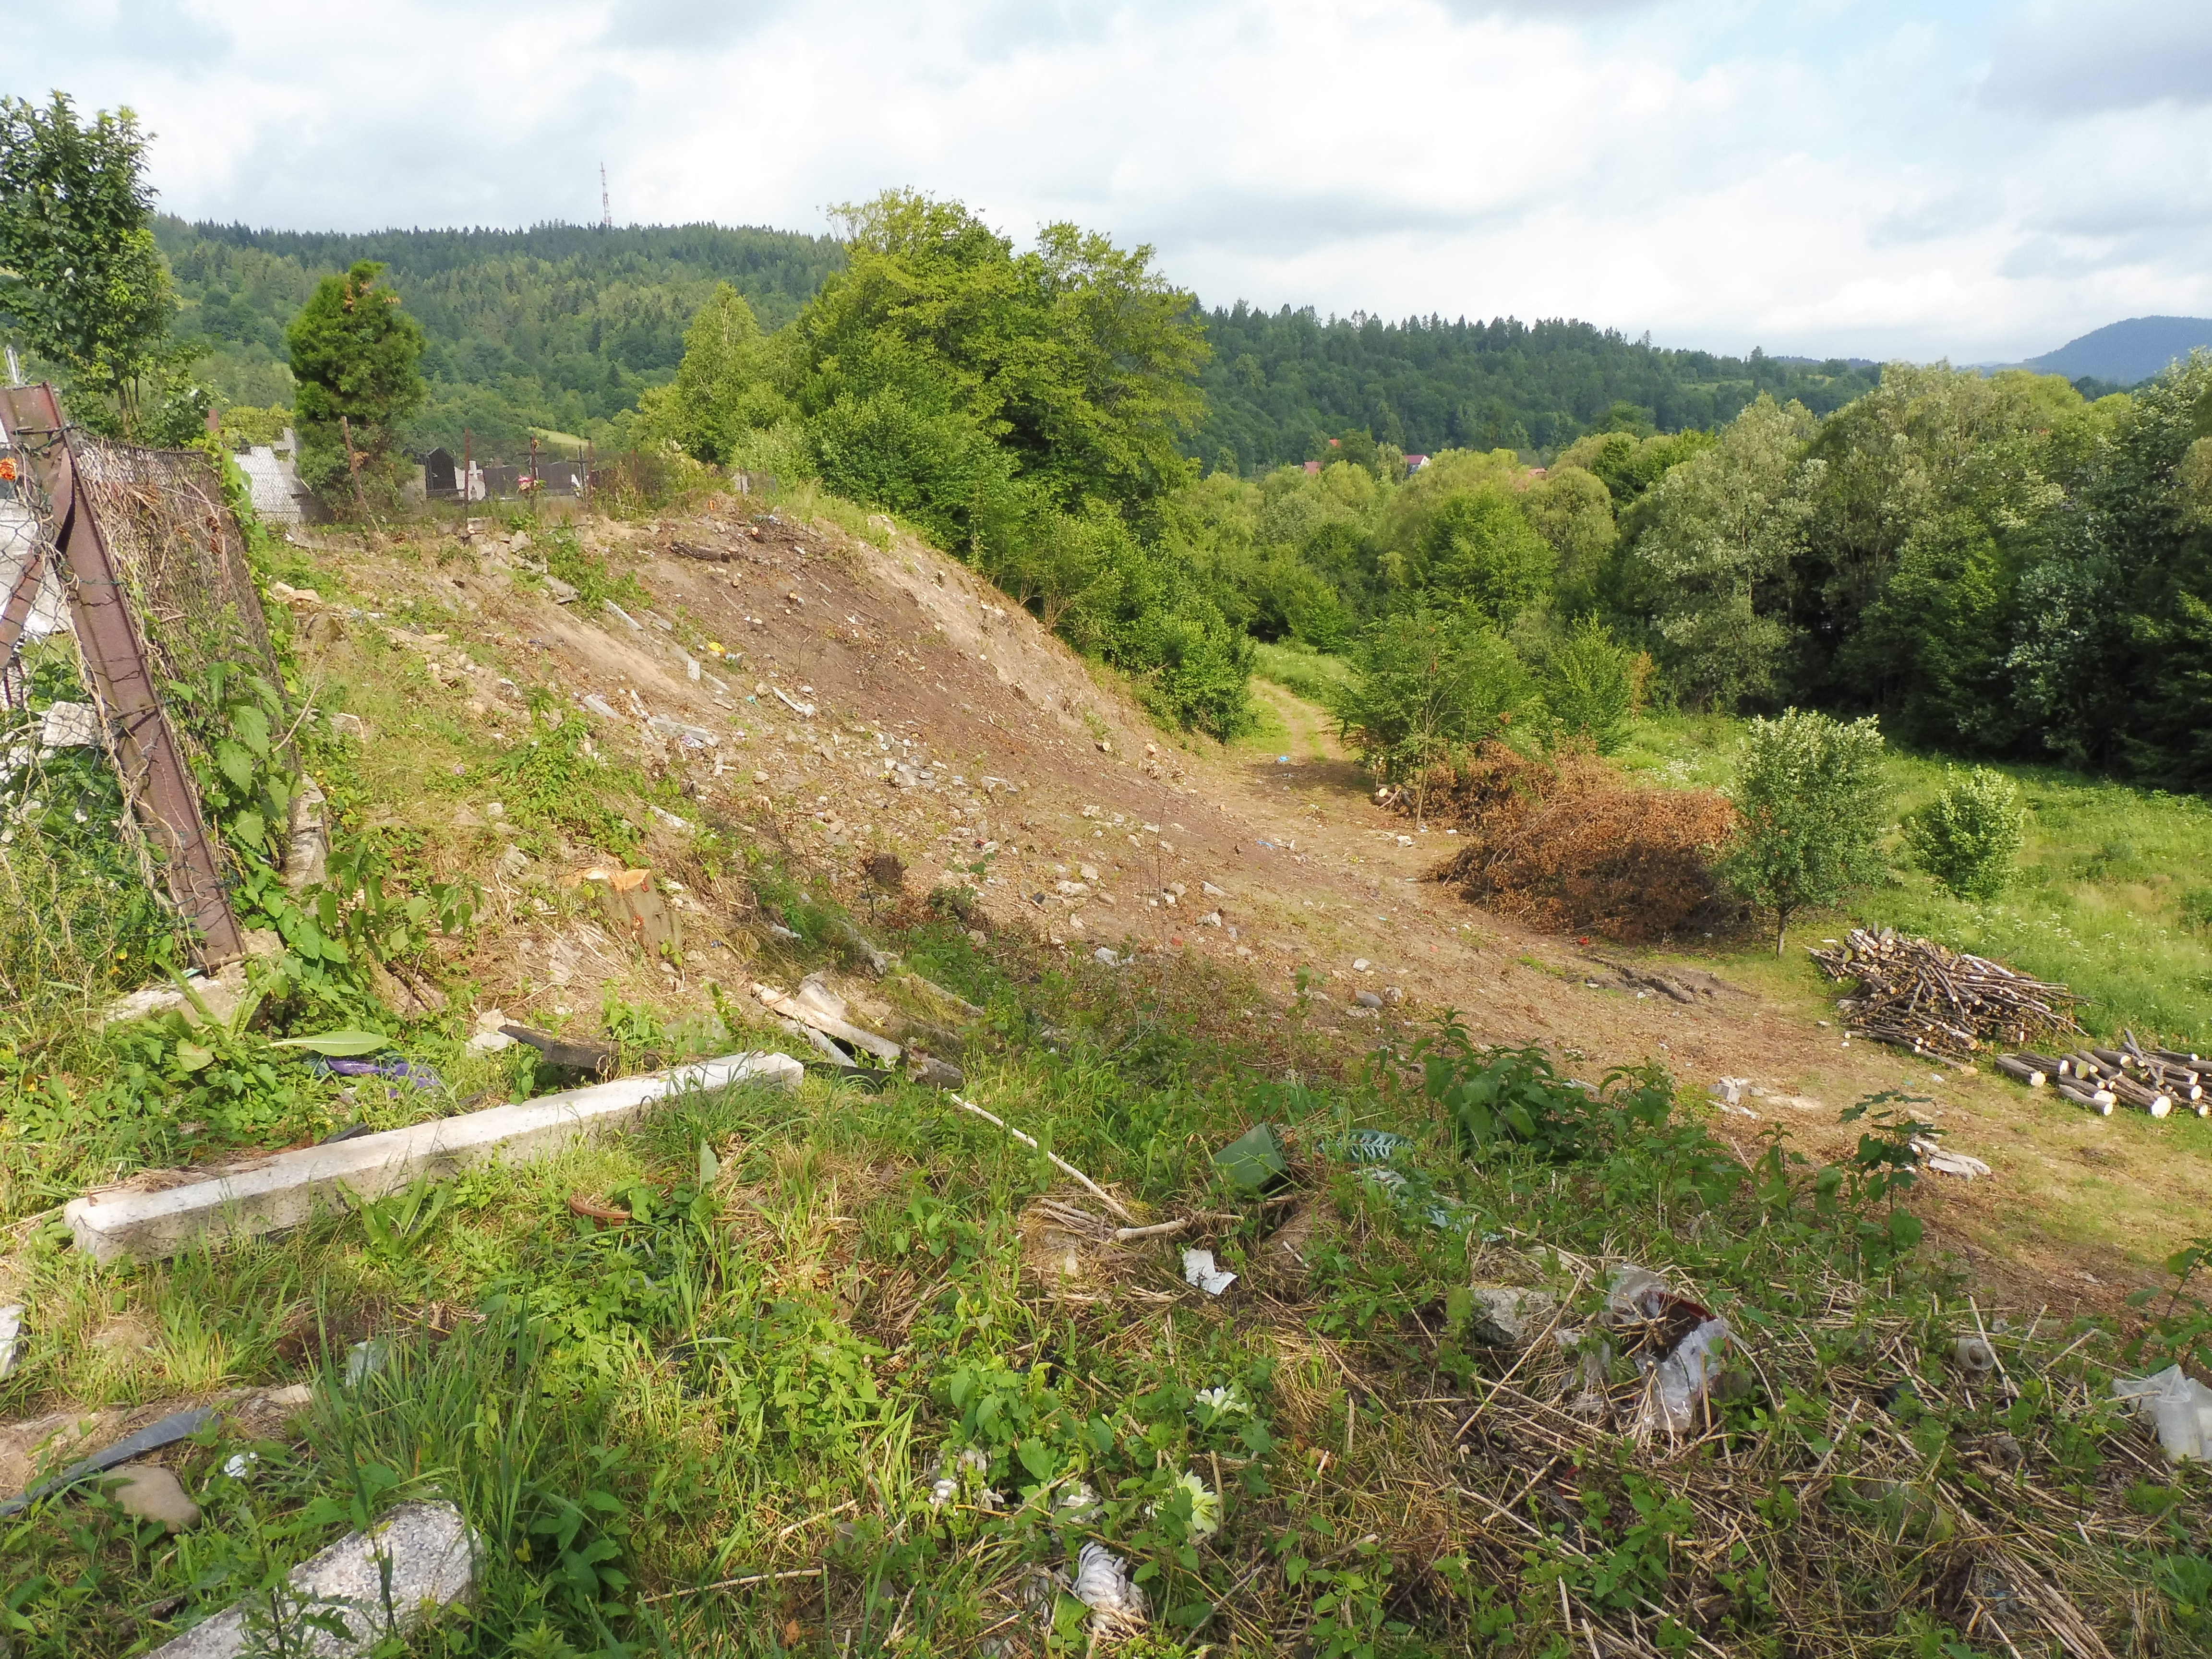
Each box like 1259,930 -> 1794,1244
2113,1365 -> 2212,1462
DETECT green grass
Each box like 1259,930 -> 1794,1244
1618,713 -> 2212,1047
6,914 -> 2210,1657
1250,640 -> 1353,709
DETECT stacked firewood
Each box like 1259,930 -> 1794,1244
1996,1036 -> 2211,1119
1807,928 -> 2086,1060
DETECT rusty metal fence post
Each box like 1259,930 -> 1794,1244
0,383 -> 245,965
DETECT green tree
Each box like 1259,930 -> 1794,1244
1330,608 -> 1539,823
794,189 -> 1208,541
1522,465 -> 1617,613
285,260 -> 427,508
0,93 -> 201,439
1719,709 -> 1889,954
1634,394 -> 1816,709
1842,510 -> 2020,750
1536,615 -> 1637,754
1901,767 -> 2023,899
631,282 -> 791,464
1407,486 -> 1556,622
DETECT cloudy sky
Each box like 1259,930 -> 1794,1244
10,0 -> 2208,361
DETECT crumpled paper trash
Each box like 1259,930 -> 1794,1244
1182,1248 -> 1236,1296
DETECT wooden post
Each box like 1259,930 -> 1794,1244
338,414 -> 371,517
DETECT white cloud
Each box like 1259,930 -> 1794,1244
3,0 -> 2208,362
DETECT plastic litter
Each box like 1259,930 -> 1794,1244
0,1407 -> 218,1517
1952,1334 -> 1999,1378
310,1057 -> 441,1090
344,1338 -> 393,1387
2113,1365 -> 2212,1462
1605,1263 -> 1731,1435
1212,1122 -> 1287,1192
1182,1248 -> 1237,1295
1071,1541 -> 1147,1632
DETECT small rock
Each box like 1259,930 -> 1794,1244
329,711 -> 369,743
106,1464 -> 200,1532
543,574 -> 579,604
1201,880 -> 1225,896
0,1303 -> 22,1379
1079,863 -> 1099,881
1465,1286 -> 1557,1347
262,1383 -> 314,1408
1354,990 -> 1383,1010
1395,834 -> 1413,847
494,844 -> 531,880
1352,957 -> 1371,973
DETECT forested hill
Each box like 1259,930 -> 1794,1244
153,217 -> 844,456
154,216 -> 1882,466
1190,305 -> 1882,470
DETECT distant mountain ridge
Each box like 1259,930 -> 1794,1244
2022,316 -> 2212,386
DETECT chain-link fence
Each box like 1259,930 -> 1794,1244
0,385 -> 271,965
72,436 -> 290,776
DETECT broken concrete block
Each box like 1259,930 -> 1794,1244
144,1500 -> 477,1658
284,776 -> 328,891
38,700 -> 99,750
102,965 -> 250,1029
108,1463 -> 200,1532
64,1051 -> 804,1264
1465,1286 -> 1558,1347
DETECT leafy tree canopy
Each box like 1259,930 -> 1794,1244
0,93 -> 201,439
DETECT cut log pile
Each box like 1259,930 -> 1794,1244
1807,928 -> 2086,1060
1997,1035 -> 2211,1119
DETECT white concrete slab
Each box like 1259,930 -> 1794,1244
65,1050 -> 804,1264
145,1500 -> 476,1657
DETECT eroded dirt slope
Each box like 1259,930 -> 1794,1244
282,498 -> 2209,1312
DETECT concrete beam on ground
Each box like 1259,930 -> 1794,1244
64,1051 -> 805,1264
145,1501 -> 476,1658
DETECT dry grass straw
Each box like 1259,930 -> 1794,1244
1416,741 -> 1738,943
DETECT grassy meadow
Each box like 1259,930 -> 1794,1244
1615,714 -> 2212,1049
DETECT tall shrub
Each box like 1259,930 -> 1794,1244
1719,709 -> 1888,953
286,261 -> 426,509
1901,767 -> 2024,899
1330,609 -> 1539,823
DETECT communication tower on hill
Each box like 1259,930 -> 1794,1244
600,163 -> 612,230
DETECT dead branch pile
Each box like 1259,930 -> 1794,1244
1807,928 -> 2085,1060
1412,743 -> 1738,942
1998,1032 -> 2211,1120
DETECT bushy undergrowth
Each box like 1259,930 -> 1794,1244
5,915 -> 2205,1658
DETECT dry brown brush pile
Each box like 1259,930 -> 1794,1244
1406,743 -> 1739,942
